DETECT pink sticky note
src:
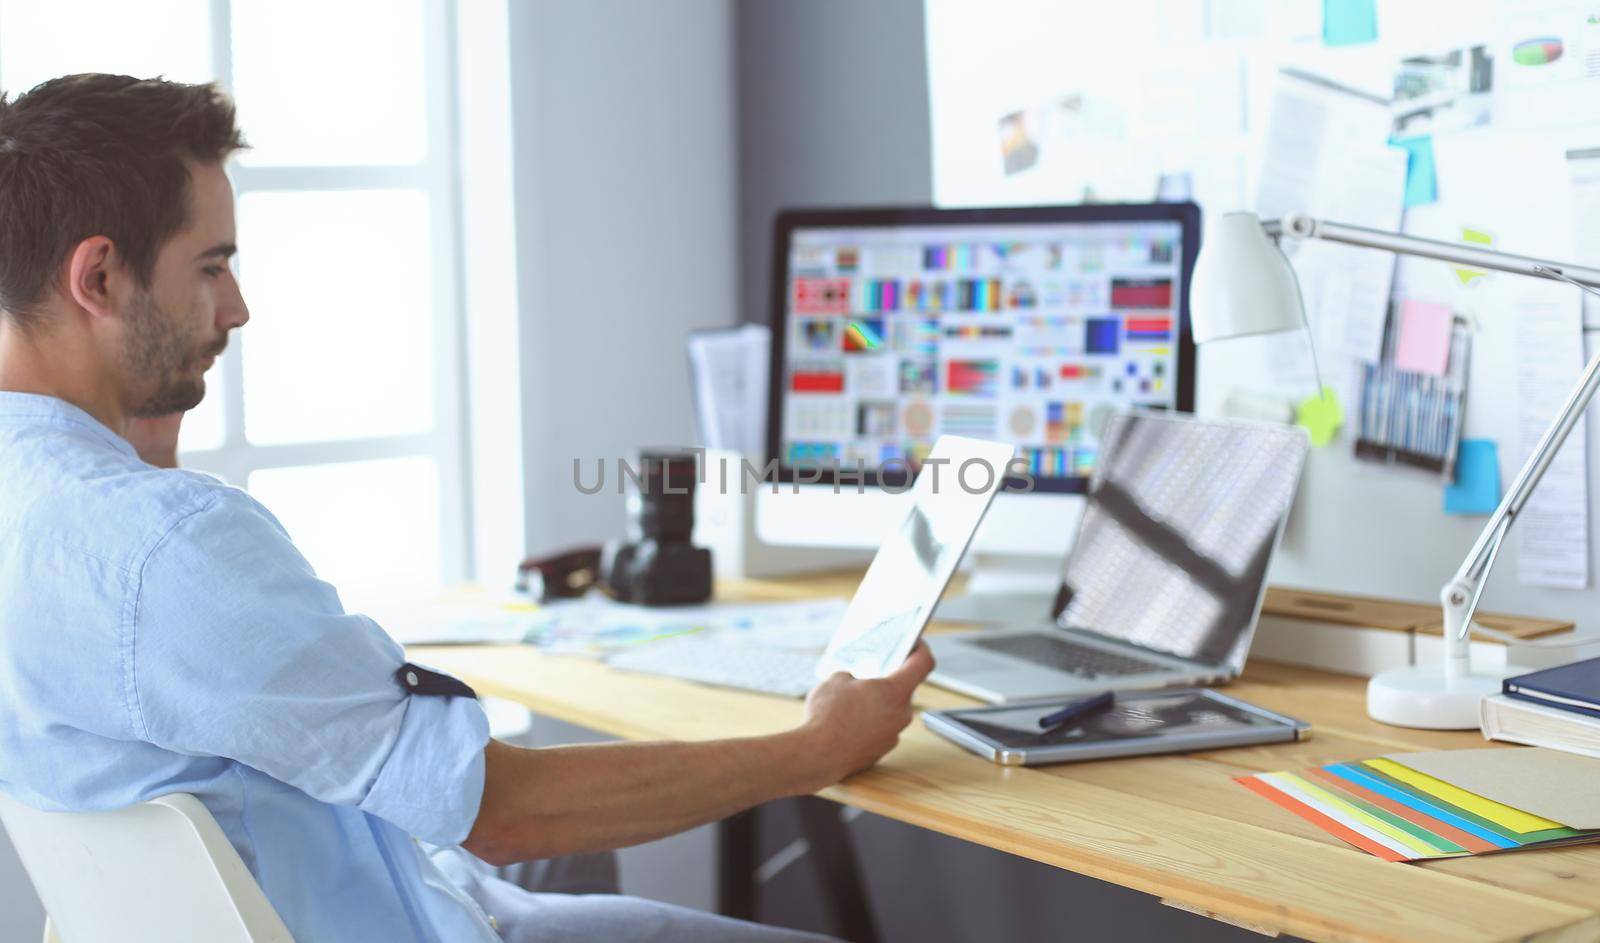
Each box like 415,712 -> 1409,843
1395,300 -> 1453,376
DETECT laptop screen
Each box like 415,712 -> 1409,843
1052,412 -> 1308,668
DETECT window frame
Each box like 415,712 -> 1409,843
175,0 -> 473,587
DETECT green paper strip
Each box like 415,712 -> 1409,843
1268,773 -> 1457,858
1304,770 -> 1468,854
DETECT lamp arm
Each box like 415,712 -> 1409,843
1274,214 -> 1600,289
1449,306 -> 1600,633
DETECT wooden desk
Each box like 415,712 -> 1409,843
410,572 -> 1600,943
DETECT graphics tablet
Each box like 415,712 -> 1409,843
922,688 -> 1310,766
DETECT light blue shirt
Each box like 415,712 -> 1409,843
0,392 -> 500,942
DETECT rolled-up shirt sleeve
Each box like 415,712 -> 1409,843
129,488 -> 489,845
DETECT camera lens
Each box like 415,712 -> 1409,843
631,450 -> 698,541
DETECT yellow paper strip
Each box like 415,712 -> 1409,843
1266,772 -> 1450,858
1364,758 -> 1564,834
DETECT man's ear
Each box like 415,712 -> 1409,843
64,235 -> 127,321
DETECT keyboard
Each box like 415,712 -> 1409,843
606,638 -> 819,698
970,633 -> 1168,679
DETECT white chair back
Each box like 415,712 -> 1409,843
0,791 -> 293,942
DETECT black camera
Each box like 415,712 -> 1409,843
602,450 -> 713,605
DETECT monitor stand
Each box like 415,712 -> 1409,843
935,553 -> 1061,626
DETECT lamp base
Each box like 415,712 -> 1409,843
1365,664 -> 1503,729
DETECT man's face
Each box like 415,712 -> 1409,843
123,161 -> 249,418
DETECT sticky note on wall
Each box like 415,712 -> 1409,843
1445,440 -> 1501,515
1323,0 -> 1378,44
1391,136 -> 1437,207
1455,227 -> 1493,285
1395,300 -> 1453,376
1296,386 -> 1343,447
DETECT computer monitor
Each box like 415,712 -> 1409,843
756,203 -> 1200,621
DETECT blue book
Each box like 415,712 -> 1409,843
1504,657 -> 1600,720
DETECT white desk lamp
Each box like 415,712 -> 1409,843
1193,211 -> 1600,729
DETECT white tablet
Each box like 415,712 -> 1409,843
815,435 -> 1016,681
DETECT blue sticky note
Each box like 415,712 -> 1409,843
1391,135 -> 1437,207
1323,0 -> 1378,45
1445,439 -> 1500,515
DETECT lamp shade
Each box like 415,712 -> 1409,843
1190,211 -> 1307,344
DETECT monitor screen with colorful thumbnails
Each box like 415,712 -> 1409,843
768,203 -> 1199,495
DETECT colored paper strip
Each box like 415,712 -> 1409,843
1307,768 -> 1496,854
1237,776 -> 1408,862
1300,770 -> 1469,854
1365,758 -> 1565,834
1228,774 -> 1408,858
1337,765 -> 1585,846
1322,764 -> 1518,848
1261,773 -> 1430,860
1268,773 -> 1456,858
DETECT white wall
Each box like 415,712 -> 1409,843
508,0 -> 740,554
736,0 -> 936,325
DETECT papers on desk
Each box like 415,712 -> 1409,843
524,596 -> 848,658
1238,750 -> 1600,862
367,588 -> 848,658
363,591 -> 544,646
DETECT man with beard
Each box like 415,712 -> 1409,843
0,74 -> 931,943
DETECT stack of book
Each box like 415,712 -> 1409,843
1482,656 -> 1600,758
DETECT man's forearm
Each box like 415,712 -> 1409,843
462,730 -> 831,866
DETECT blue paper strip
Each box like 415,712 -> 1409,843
1322,764 -> 1518,848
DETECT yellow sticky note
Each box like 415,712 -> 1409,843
1454,227 -> 1492,286
1296,386 -> 1343,447
1364,758 -> 1564,834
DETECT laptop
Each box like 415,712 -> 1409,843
928,411 -> 1309,704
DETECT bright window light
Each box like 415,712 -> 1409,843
0,0 -> 212,93
230,0 -> 427,166
249,456 -> 442,600
178,361 -> 228,453
237,189 -> 436,445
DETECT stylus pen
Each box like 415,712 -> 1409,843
1038,691 -> 1115,732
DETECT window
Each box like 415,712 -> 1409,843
0,0 -> 469,602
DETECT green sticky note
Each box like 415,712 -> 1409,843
1444,439 -> 1500,515
1323,0 -> 1378,45
1296,386 -> 1343,447
1455,227 -> 1492,285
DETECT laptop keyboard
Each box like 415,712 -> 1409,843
970,633 -> 1168,679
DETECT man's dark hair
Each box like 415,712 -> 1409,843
0,74 -> 246,333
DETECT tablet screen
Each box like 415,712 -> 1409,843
817,435 -> 1015,680
947,691 -> 1284,749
